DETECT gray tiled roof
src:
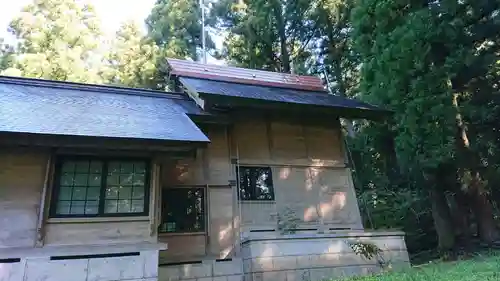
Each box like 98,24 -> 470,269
179,77 -> 387,113
0,77 -> 209,142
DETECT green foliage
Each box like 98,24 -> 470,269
308,0 -> 359,98
338,255 -> 500,281
2,0 -> 105,83
146,0 -> 215,61
102,21 -> 165,89
348,124 -> 438,255
0,39 -> 15,71
1,0 -> 499,262
352,0 -> 457,171
209,0 -> 315,72
347,241 -> 381,260
275,207 -> 301,234
351,0 -> 500,251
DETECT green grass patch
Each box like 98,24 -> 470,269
339,255 -> 500,281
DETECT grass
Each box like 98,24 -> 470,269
340,254 -> 500,281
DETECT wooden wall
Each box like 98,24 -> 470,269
0,147 -> 159,250
44,219 -> 152,246
0,148 -> 48,248
157,116 -> 363,262
0,116 -> 362,263
232,117 -> 363,232
233,118 -> 344,166
43,158 -> 159,247
158,116 -> 363,261
159,124 -> 235,262
272,167 -> 362,230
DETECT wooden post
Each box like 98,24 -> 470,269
156,164 -> 163,236
35,150 -> 53,247
231,124 -> 243,256
149,161 -> 159,238
265,116 -> 274,160
205,184 -> 210,256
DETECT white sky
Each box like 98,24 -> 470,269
0,0 -> 224,64
0,0 -> 157,37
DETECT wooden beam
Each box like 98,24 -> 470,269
265,115 -> 274,160
182,82 -> 206,110
35,150 -> 54,247
204,184 -> 210,256
149,161 -> 159,237
0,132 -> 208,152
156,164 -> 163,238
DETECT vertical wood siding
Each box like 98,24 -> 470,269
159,124 -> 235,261
233,117 -> 362,232
44,220 -> 152,246
0,149 -> 48,248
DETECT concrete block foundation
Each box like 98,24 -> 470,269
158,231 -> 409,281
159,258 -> 243,281
0,243 -> 165,281
240,231 -> 410,281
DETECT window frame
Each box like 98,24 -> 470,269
159,186 -> 207,234
236,166 -> 275,201
49,155 -> 151,218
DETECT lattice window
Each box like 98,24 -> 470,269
237,166 -> 275,201
51,157 -> 149,217
159,187 -> 205,233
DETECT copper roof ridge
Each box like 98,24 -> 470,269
167,58 -> 327,92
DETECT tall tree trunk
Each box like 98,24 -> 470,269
452,93 -> 499,244
489,175 -> 500,210
324,15 -> 355,137
449,191 -> 473,251
429,188 -> 456,252
332,58 -> 355,137
272,1 -> 290,73
467,173 -> 499,244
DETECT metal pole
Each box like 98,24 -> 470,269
200,0 -> 207,64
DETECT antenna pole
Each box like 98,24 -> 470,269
200,0 -> 207,64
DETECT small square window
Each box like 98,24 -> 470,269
237,166 -> 275,201
56,201 -> 71,215
159,188 -> 205,233
75,161 -> 90,173
58,187 -> 72,201
70,201 -> 86,215
85,201 -> 99,214
104,200 -> 118,213
86,187 -> 100,200
88,174 -> 101,186
132,187 -> 145,199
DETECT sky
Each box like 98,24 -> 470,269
0,0 -> 157,37
0,0 -> 223,64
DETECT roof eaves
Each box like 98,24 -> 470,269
178,77 -> 207,110
200,93 -> 392,120
0,75 -> 189,101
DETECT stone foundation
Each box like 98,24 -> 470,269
241,231 -> 409,281
158,231 -> 409,281
0,232 -> 409,281
0,242 -> 165,281
159,258 -> 243,281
